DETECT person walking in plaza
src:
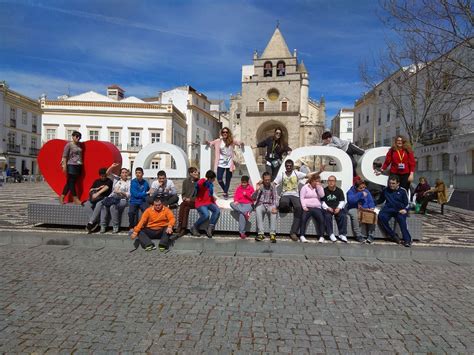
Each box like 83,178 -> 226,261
60,130 -> 83,204
206,127 -> 243,199
176,167 -> 199,237
128,167 -> 150,232
346,179 -> 376,243
273,159 -> 308,241
130,197 -> 176,252
321,175 -> 347,242
99,163 -> 130,234
375,135 -> 416,192
321,131 -> 364,176
253,172 -> 279,243
299,174 -> 325,243
85,168 -> 113,233
378,175 -> 412,247
419,178 -> 448,214
253,127 -> 292,180
191,170 -> 220,238
148,170 -> 178,207
230,175 -> 255,239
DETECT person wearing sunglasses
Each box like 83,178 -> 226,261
253,127 -> 292,180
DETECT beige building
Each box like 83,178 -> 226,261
230,27 -> 325,159
0,82 -> 42,176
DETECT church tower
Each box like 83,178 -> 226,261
230,27 -> 325,161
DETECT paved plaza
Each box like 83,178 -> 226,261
0,182 -> 473,353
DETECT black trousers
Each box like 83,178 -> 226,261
62,165 -> 82,197
137,228 -> 172,249
278,195 -> 303,235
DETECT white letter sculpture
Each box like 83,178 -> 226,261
134,143 -> 189,178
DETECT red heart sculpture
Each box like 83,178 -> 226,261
38,139 -> 123,203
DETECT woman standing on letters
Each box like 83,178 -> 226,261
254,127 -> 292,180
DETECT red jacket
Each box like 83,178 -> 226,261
195,178 -> 216,208
381,148 -> 416,175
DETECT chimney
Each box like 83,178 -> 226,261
107,85 -> 125,100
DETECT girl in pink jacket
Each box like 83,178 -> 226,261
230,175 -> 255,239
299,174 -> 325,243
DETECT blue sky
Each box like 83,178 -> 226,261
0,0 -> 390,126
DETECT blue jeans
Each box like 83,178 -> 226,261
378,209 -> 412,243
216,167 -> 232,194
195,204 -> 221,228
323,208 -> 347,235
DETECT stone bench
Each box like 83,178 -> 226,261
28,201 -> 422,240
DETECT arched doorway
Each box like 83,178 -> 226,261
255,120 -> 289,165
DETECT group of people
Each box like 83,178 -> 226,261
59,128 -> 433,251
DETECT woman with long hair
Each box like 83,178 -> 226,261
60,130 -> 83,204
375,135 -> 416,191
206,127 -> 242,199
254,127 -> 292,180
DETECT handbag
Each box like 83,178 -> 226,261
358,208 -> 377,225
102,196 -> 121,207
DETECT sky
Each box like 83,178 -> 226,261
0,0 -> 391,127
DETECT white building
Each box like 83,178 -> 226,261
145,86 -> 220,167
209,99 -> 229,128
0,82 -> 42,175
331,108 -> 354,143
41,85 -> 187,170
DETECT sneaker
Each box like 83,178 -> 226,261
404,240 -> 412,248
356,236 -> 365,243
300,235 -> 309,243
290,233 -> 299,242
329,233 -> 337,242
85,223 -> 93,234
159,246 -> 166,252
318,236 -> 325,243
144,245 -> 154,252
391,234 -> 402,244
240,233 -> 247,240
223,193 -> 229,200
244,211 -> 251,221
90,223 -> 100,232
190,225 -> 200,236
339,235 -> 348,243
99,225 -> 106,234
255,234 -> 264,242
270,234 -> 276,243
366,235 -> 374,244
112,226 -> 120,234
206,224 -> 215,238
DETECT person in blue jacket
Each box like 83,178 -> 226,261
346,179 -> 376,244
378,175 -> 412,247
128,167 -> 150,232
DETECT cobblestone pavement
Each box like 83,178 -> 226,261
1,181 -> 474,247
0,244 -> 472,353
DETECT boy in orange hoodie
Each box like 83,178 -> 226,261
130,197 -> 176,251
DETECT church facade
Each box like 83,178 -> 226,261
230,27 -> 325,161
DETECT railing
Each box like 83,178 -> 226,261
7,144 -> 20,153
246,105 -> 299,114
127,144 -> 142,151
29,147 -> 40,155
420,128 -> 451,145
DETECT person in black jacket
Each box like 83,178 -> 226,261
177,167 -> 200,237
86,167 -> 113,233
378,175 -> 412,247
253,127 -> 292,180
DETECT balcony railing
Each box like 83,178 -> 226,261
420,128 -> 451,145
112,142 -> 122,149
127,144 -> 142,151
29,147 -> 40,155
7,144 -> 20,153
246,105 -> 299,115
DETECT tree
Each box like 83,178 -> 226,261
360,0 -> 474,145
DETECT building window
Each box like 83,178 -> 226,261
281,101 -> 288,112
396,126 -> 401,137
10,108 -> 16,127
150,132 -> 161,143
151,161 -> 160,169
46,128 -> 57,141
89,130 -> 99,141
32,115 -> 38,133
378,109 -> 382,126
442,153 -> 450,170
386,107 -> 391,122
366,113 -> 369,123
22,111 -> 27,125
276,61 -> 286,76
130,132 -> 141,147
21,134 -> 27,146
31,137 -> 37,148
263,61 -> 272,77
8,131 -> 16,145
110,131 -> 120,147
259,101 -> 264,112
347,121 -> 352,133
66,129 -> 79,140
358,113 -> 361,127
426,155 -> 432,171
236,113 -> 240,119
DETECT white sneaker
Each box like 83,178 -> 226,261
339,235 -> 348,243
300,235 -> 309,243
318,236 -> 325,243
329,233 -> 337,242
